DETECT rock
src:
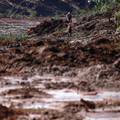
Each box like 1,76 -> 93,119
0,104 -> 14,119
80,99 -> 96,111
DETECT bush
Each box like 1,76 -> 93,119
115,11 -> 120,28
100,4 -> 112,13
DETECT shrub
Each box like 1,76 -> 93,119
100,4 -> 112,13
115,11 -> 120,27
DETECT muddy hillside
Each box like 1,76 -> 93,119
0,10 -> 120,120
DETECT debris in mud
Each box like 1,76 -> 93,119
44,82 -> 76,89
81,99 -> 95,111
40,109 -> 84,120
4,87 -> 51,99
0,104 -> 16,119
64,102 -> 85,113
27,19 -> 67,36
64,99 -> 95,113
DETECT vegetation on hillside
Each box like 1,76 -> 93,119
0,0 -> 120,18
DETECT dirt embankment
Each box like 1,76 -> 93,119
27,19 -> 67,36
0,35 -> 120,75
0,11 -> 120,80
0,10 -> 120,88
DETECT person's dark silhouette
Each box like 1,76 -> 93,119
66,11 -> 72,23
67,23 -> 72,37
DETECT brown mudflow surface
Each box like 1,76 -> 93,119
0,11 -> 120,120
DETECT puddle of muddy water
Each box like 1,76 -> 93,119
44,90 -> 120,103
1,75 -> 120,120
46,90 -> 81,102
23,102 -> 64,110
85,112 -> 120,120
18,90 -> 120,110
95,106 -> 120,112
83,91 -> 120,101
29,114 -> 41,119
2,76 -> 120,103
11,90 -> 81,109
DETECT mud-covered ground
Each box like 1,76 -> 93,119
0,12 -> 120,120
0,18 -> 42,36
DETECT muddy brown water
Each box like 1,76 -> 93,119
85,112 -> 120,120
0,74 -> 120,119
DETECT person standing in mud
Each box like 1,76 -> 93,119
66,11 -> 72,37
67,22 -> 72,37
66,11 -> 72,23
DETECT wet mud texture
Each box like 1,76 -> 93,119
0,8 -> 120,120
0,36 -> 120,91
0,104 -> 24,120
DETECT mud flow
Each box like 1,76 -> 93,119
0,11 -> 120,120
0,74 -> 120,120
